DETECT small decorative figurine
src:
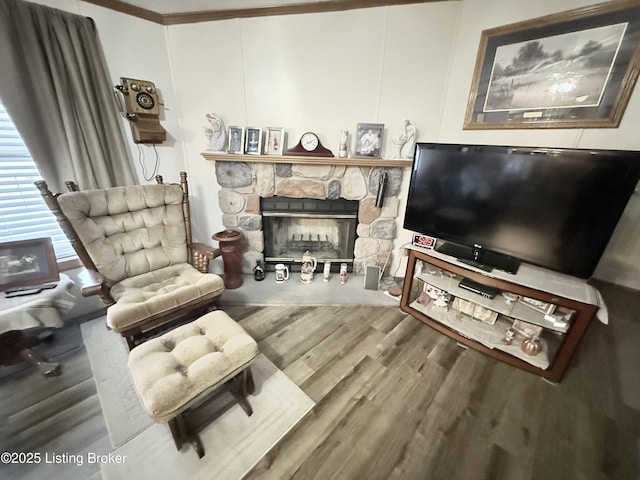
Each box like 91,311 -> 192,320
339,263 -> 347,284
502,328 -> 515,345
338,131 -> 349,158
300,251 -> 317,284
399,119 -> 416,159
323,261 -> 331,282
204,113 -> 226,152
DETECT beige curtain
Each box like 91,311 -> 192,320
0,0 -> 135,192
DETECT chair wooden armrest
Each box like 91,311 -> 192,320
190,243 -> 223,273
191,242 -> 223,259
78,269 -> 115,305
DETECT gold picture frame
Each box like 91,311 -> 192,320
464,1 -> 640,129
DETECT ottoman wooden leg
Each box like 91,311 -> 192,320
168,416 -> 185,451
168,413 -> 205,458
245,367 -> 256,395
230,368 -> 254,417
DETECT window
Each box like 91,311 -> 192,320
0,103 -> 75,260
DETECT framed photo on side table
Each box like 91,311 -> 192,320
0,238 -> 59,291
227,126 -> 245,153
464,1 -> 640,129
245,127 -> 262,155
354,123 -> 384,157
265,128 -> 285,155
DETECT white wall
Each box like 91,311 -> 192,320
36,0 -> 640,289
438,0 -> 640,289
167,2 -> 461,273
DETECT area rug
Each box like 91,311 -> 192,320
81,317 -> 315,480
80,317 -> 153,448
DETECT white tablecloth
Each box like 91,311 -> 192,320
0,274 -> 76,335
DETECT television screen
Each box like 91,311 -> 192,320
404,143 -> 640,278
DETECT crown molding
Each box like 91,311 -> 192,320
83,0 -> 450,25
82,0 -> 164,23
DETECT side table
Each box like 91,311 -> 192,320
0,273 -> 76,376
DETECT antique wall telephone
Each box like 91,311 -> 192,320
114,77 -> 166,144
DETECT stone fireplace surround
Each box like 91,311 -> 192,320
210,158 -> 407,276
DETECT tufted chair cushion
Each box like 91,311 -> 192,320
128,310 -> 258,423
107,263 -> 224,332
56,182 -> 226,335
57,184 -> 188,285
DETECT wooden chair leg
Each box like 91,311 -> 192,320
18,349 -> 60,377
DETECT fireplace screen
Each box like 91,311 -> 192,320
261,197 -> 358,269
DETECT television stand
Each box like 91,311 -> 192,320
400,245 -> 599,382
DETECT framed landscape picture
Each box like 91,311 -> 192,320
0,238 -> 59,291
464,1 -> 640,129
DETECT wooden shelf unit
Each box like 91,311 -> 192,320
400,247 -> 599,382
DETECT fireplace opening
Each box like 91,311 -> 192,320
261,197 -> 358,272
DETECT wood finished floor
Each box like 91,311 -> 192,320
0,280 -> 639,480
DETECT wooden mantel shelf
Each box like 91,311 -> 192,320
201,151 -> 413,168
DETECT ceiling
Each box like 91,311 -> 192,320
83,0 -> 447,25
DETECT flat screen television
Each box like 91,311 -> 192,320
404,143 -> 640,279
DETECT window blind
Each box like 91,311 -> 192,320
0,104 -> 75,260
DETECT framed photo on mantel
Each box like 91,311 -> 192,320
464,1 -> 640,129
245,127 -> 262,155
265,128 -> 285,155
354,123 -> 384,157
227,126 -> 244,153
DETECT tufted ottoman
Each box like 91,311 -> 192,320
128,310 -> 258,457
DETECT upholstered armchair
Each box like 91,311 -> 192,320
35,172 -> 225,348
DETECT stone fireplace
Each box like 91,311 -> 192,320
212,159 -> 405,276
